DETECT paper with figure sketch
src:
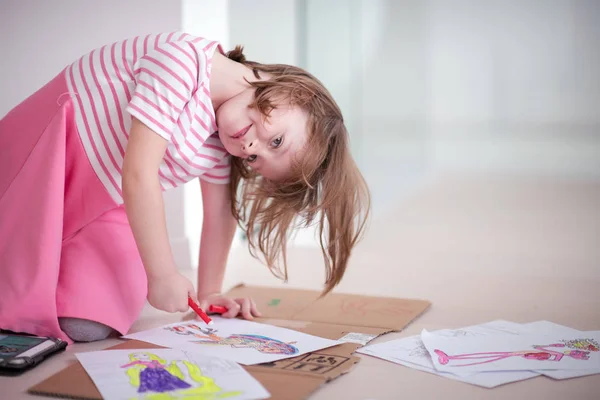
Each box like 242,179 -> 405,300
421,329 -> 600,373
356,320 -> 539,387
358,320 -> 524,375
461,321 -> 600,379
123,317 -> 341,365
76,349 -> 270,400
517,322 -> 600,380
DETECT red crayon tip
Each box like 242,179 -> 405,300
188,297 -> 213,325
208,305 -> 228,314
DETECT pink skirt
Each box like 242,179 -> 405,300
0,70 -> 147,342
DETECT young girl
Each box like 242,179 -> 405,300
0,32 -> 369,343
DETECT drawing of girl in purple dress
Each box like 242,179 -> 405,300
120,353 -> 191,393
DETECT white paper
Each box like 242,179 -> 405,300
76,349 -> 270,400
465,321 -> 600,379
338,332 -> 379,346
357,320 -> 539,387
421,329 -> 600,373
517,323 -> 600,379
123,317 -> 340,365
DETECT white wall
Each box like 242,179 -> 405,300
0,0 -> 182,116
425,0 -> 600,175
313,0 -> 600,216
178,0 -> 231,268
228,0 -> 301,65
0,0 -> 195,267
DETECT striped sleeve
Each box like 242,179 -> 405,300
199,155 -> 231,184
126,41 -> 198,140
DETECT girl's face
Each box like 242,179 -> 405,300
133,353 -> 151,361
216,88 -> 309,181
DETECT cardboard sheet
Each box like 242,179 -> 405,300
29,284 -> 431,400
227,284 -> 431,331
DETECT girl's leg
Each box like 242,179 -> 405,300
449,355 -> 511,367
0,70 -> 124,342
56,206 -> 148,340
0,76 -> 75,341
58,318 -> 115,342
449,352 -> 513,359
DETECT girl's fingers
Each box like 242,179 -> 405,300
221,298 -> 241,318
238,298 -> 253,320
250,298 -> 262,317
197,298 -> 209,312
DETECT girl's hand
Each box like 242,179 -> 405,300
147,272 -> 195,313
197,294 -> 262,320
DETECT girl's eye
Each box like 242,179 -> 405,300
271,136 -> 283,148
247,154 -> 258,163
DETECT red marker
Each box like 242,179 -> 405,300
188,297 -> 213,325
208,305 -> 228,314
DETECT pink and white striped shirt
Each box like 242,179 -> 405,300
66,32 -> 230,204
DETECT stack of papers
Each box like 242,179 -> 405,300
75,317 -> 343,399
357,320 -> 600,388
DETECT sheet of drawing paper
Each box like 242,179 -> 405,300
123,317 -> 340,365
421,330 -> 600,373
522,325 -> 600,379
358,320 -> 525,375
487,321 -> 600,379
76,349 -> 270,400
357,334 -> 538,387
356,320 -> 539,386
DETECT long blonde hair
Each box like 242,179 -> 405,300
226,46 -> 370,295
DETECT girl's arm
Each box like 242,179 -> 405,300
122,117 -> 195,313
196,179 -> 236,296
120,360 -> 143,368
195,180 -> 260,319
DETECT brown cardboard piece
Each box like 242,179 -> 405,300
29,284 -> 430,400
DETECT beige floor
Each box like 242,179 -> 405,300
2,172 -> 600,399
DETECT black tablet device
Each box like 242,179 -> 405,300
0,333 -> 67,375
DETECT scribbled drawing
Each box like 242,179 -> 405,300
404,332 -> 474,358
433,339 -> 599,367
164,323 -> 299,355
560,338 -> 599,352
120,352 -> 242,399
267,299 -> 281,307
450,330 -> 471,337
196,357 -> 240,375
409,342 -> 429,358
193,331 -> 299,355
164,325 -> 196,336
340,299 -> 412,318
164,324 -> 218,338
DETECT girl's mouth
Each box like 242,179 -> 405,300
231,124 -> 251,139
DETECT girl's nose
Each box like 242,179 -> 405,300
241,140 -> 254,151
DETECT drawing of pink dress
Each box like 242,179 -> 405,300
0,70 -> 147,342
434,344 -> 589,367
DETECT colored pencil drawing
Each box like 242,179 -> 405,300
163,323 -> 299,355
194,333 -> 299,355
120,352 -> 242,399
434,338 -> 599,367
409,331 -> 471,357
164,323 -> 212,337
